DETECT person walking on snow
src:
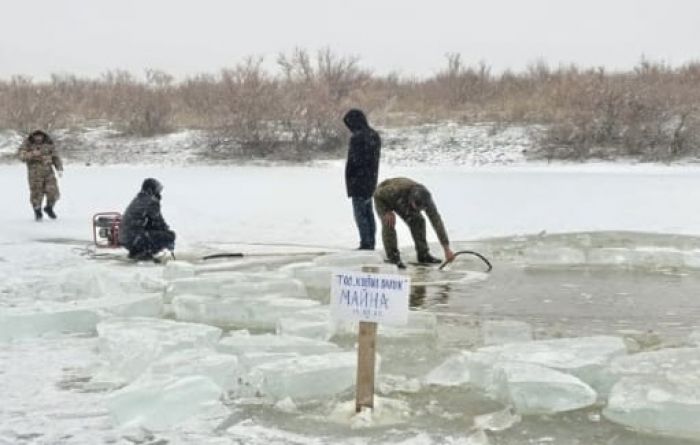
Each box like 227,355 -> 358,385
374,177 -> 456,269
17,130 -> 63,221
344,108 -> 381,250
118,178 -> 176,262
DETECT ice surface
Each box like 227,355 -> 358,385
481,320 -> 533,346
251,352 -> 358,401
492,362 -> 597,414
689,329 -> 700,346
97,317 -> 222,381
312,250 -> 386,267
163,261 -> 196,280
524,246 -> 586,267
217,331 -> 341,356
473,406 -> 521,432
328,396 -> 411,428
604,376 -> 700,440
588,247 -> 685,269
107,375 -> 224,430
378,375 -> 422,395
525,245 -> 689,270
172,294 -> 320,330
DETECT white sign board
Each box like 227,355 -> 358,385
330,270 -> 410,326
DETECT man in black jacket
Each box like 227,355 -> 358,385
343,109 -> 381,250
118,178 -> 176,261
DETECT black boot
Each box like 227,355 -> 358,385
33,207 -> 43,221
44,206 -> 56,219
385,257 -> 406,269
417,253 -> 442,264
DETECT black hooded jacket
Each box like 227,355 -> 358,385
343,109 -> 381,198
118,179 -> 170,247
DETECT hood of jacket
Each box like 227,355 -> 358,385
343,109 -> 369,132
27,130 -> 52,145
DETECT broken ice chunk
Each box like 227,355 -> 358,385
424,351 -> 472,386
605,347 -> 700,392
492,362 -> 597,414
0,308 -> 99,342
290,266 -> 334,301
481,320 -> 533,346
147,349 -> 242,392
165,274 -> 237,301
172,294 -> 320,330
334,310 -> 438,342
276,307 -> 334,341
217,332 -> 341,356
237,352 -> 300,369
97,317 -> 222,381
477,335 -> 627,391
252,352 -> 358,401
107,375 -> 223,430
604,376 -> 700,441
219,278 -> 307,299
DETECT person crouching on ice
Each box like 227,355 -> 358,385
119,178 -> 176,262
18,130 -> 63,221
374,177 -> 455,269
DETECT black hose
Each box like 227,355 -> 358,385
439,250 -> 493,272
201,253 -> 244,260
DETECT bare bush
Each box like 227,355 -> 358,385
2,52 -> 700,161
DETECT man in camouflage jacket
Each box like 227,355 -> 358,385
374,177 -> 455,269
17,130 -> 63,220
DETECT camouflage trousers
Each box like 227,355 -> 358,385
380,211 -> 430,262
28,172 -> 60,208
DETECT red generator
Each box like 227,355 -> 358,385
93,212 -> 122,248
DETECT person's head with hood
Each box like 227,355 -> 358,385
141,178 -> 163,199
27,130 -> 52,145
343,109 -> 369,133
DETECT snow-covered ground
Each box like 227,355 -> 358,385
0,123 -> 533,166
3,164 -> 700,444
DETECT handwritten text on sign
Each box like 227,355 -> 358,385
330,271 -> 410,325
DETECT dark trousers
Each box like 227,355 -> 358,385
127,230 -> 176,259
351,196 -> 376,249
381,211 -> 430,262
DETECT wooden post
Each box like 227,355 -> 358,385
356,266 -> 379,413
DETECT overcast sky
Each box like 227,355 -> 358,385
2,0 -> 699,79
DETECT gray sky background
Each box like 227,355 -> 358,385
2,0 -> 700,80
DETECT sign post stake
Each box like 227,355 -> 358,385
356,265 -> 379,413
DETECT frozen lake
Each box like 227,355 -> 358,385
2,164 -> 700,444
